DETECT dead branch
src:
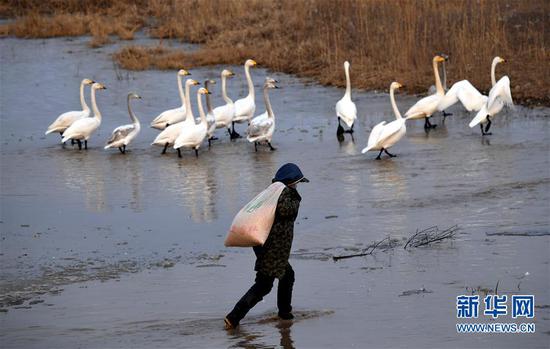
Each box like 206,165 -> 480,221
332,237 -> 390,261
404,225 -> 458,249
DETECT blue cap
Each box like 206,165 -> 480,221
272,163 -> 309,185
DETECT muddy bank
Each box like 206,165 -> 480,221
1,0 -> 549,105
0,35 -> 549,348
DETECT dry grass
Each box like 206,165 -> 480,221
2,0 -> 549,105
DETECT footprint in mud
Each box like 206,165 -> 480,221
123,310 -> 335,338
251,309 -> 335,326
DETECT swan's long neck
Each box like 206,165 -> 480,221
245,65 -> 254,99
390,86 -> 402,120
184,82 -> 194,124
91,87 -> 101,122
264,87 -> 274,119
433,60 -> 444,95
177,74 -> 185,107
197,92 -> 207,125
441,61 -> 447,91
205,81 -> 214,113
491,60 -> 499,86
221,74 -> 232,104
344,64 -> 352,98
80,82 -> 89,111
128,96 -> 139,125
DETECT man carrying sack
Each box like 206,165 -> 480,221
224,163 -> 309,329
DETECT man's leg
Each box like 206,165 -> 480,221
277,264 -> 295,319
226,273 -> 274,327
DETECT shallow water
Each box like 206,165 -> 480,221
0,36 -> 549,348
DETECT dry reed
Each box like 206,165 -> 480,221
1,0 -> 548,105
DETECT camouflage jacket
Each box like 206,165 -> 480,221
253,186 -> 301,278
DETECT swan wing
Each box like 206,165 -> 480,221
247,113 -> 272,138
213,103 -> 235,127
487,76 -> 514,111
107,124 -> 135,144
61,118 -> 98,142
405,94 -> 440,119
234,97 -> 255,121
152,122 -> 183,145
151,107 -> 185,129
455,81 -> 487,112
362,121 -> 386,153
438,80 -> 486,112
46,110 -> 88,134
377,119 -> 405,148
174,124 -> 206,149
469,105 -> 488,128
336,98 -> 357,127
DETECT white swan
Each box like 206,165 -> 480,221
362,82 -> 406,160
45,78 -> 95,139
404,55 -> 446,129
232,59 -> 257,138
174,87 -> 210,157
61,82 -> 106,149
437,57 -> 505,114
104,92 -> 142,153
468,57 -> 513,135
428,53 -> 452,118
195,79 -> 218,146
335,61 -> 357,134
151,79 -> 199,155
247,77 -> 279,151
428,53 -> 448,93
150,69 -> 191,130
212,69 -> 236,138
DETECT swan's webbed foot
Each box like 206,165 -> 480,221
254,142 -> 258,152
230,130 -> 242,140
336,118 -> 345,135
424,118 -> 437,129
194,148 -> 199,158
384,149 -> 396,158
77,140 -> 82,150
375,149 -> 383,160
71,139 -> 75,146
230,122 -> 242,139
268,142 -> 276,151
344,123 -> 355,134
161,143 -> 168,154
442,110 -> 453,119
84,140 -> 88,150
118,147 -> 124,154
177,148 -> 182,158
484,116 -> 492,133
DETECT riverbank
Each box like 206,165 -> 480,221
1,0 -> 548,106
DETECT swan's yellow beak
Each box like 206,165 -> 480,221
179,69 -> 191,76
397,83 -> 403,88
192,80 -> 200,85
251,60 -> 257,66
500,58 -> 506,63
204,88 -> 211,94
435,56 -> 445,62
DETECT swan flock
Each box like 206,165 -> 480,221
46,55 -> 514,159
